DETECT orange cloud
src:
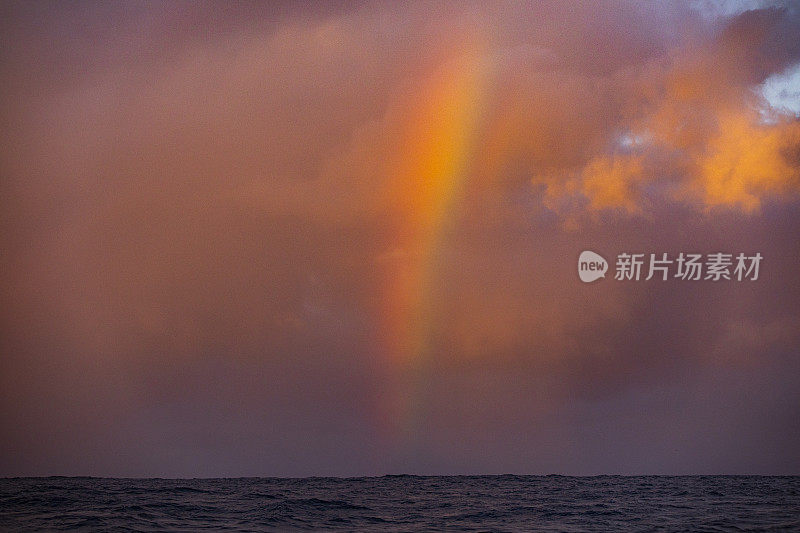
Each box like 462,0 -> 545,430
695,111 -> 800,211
508,6 -> 800,217
580,155 -> 646,213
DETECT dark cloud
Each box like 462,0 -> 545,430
1,1 -> 799,476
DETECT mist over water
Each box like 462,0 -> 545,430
2,475 -> 798,531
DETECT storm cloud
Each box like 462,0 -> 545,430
1,0 -> 799,476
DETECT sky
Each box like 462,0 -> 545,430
1,0 -> 799,477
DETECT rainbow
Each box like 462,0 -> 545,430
377,37 -> 492,451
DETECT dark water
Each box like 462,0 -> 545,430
1,476 -> 799,532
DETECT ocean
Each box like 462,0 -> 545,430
1,475 -> 798,531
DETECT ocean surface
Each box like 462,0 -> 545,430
1,475 -> 799,531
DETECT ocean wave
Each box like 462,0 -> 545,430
1,475 -> 798,532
